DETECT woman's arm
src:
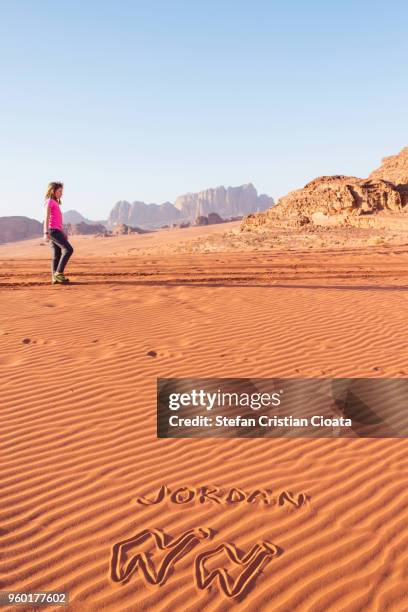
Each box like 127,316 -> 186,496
44,202 -> 50,241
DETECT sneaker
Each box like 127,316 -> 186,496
53,272 -> 70,284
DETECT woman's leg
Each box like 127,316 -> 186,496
49,230 -> 74,274
49,240 -> 62,276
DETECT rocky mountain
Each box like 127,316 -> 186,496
369,146 -> 408,185
174,183 -> 273,220
107,184 -> 274,229
0,216 -> 42,244
63,210 -> 107,226
65,222 -> 107,235
242,149 -> 408,231
107,200 -> 181,229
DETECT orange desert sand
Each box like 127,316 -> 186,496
1,220 -> 408,611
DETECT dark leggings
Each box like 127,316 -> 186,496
49,229 -> 74,274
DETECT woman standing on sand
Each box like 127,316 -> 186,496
43,181 -> 74,284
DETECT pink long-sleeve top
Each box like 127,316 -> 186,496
46,198 -> 63,230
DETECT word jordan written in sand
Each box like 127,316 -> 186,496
135,484 -> 308,508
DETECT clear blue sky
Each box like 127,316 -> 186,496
0,0 -> 407,221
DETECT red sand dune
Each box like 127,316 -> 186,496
1,225 -> 408,610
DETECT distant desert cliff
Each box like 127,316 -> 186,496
108,184 -> 273,229
0,216 -> 42,244
174,183 -> 273,220
108,200 -> 182,229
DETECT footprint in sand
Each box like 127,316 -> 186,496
147,350 -> 157,358
36,338 -> 57,346
21,337 -> 56,346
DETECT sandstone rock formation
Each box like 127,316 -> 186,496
195,212 -> 224,226
0,216 -> 42,244
242,149 -> 408,232
111,223 -> 147,235
208,212 -> 224,224
65,222 -> 107,235
280,176 -> 401,216
195,216 -> 209,226
369,146 -> 408,185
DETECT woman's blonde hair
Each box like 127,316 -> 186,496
45,181 -> 64,203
